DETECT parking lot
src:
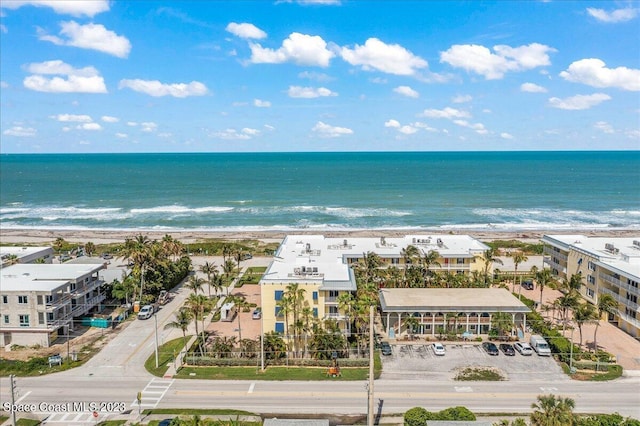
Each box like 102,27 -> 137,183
380,342 -> 568,382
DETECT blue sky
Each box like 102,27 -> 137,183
1,0 -> 639,153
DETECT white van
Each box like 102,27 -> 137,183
137,305 -> 154,320
530,334 -> 551,356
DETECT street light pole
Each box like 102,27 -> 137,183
260,312 -> 265,371
154,312 -> 159,369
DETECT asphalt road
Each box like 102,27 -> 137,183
1,272 -> 639,423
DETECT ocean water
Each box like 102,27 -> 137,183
1,151 -> 638,232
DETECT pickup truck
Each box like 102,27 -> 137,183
137,304 -> 155,320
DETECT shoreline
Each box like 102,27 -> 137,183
1,227 -> 637,245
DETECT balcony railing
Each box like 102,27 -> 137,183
543,247 -> 568,261
600,273 -> 640,297
600,288 -> 639,311
618,311 -> 640,329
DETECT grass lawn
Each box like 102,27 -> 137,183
145,336 -> 193,377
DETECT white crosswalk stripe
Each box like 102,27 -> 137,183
42,411 -> 111,424
130,378 -> 174,409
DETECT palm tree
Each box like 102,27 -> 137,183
164,308 -> 193,353
222,258 -> 237,294
285,283 -> 306,357
556,291 -> 580,332
481,247 -> 503,286
593,293 -> 616,353
200,261 -> 217,298
573,303 -> 597,349
530,394 -> 576,426
185,275 -> 205,295
84,242 -> 96,256
420,249 -> 441,283
535,268 -> 553,309
229,295 -> 250,342
510,252 -> 528,293
186,293 -> 209,355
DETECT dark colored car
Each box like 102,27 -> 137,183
522,280 -> 534,290
499,343 -> 516,356
380,341 -> 393,356
482,342 -> 499,356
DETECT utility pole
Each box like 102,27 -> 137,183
9,374 -> 17,426
367,304 -> 374,426
154,312 -> 159,369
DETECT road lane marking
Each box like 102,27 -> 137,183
455,386 -> 473,392
248,382 -> 255,393
131,378 -> 174,410
15,390 -> 31,403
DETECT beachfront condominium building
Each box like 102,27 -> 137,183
0,263 -> 107,347
542,235 -> 640,340
260,234 -> 491,339
1,246 -> 54,268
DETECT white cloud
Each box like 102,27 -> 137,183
398,125 -> 418,135
1,24 -> 7,33
340,38 -> 428,76
1,1 -> 109,17
520,82 -> 548,93
296,0 -> 341,4
254,99 -> 271,107
453,119 -> 488,134
250,32 -> 335,67
452,94 -> 472,103
440,43 -> 555,79
23,60 -> 107,93
115,132 -> 128,139
3,126 -> 37,137
626,129 -> 640,139
39,21 -> 131,58
384,119 -> 400,128
298,71 -> 332,82
211,128 -> 258,140
548,93 -> 611,110
594,121 -> 614,134
287,85 -> 337,98
560,58 -> 640,91
51,113 -> 92,122
101,115 -> 119,123
0,81 -> 9,88
127,122 -> 138,127
420,107 -> 470,119
226,22 -> 267,39
587,7 -> 639,23
393,85 -> 419,98
141,122 -> 157,132
500,132 -> 514,139
311,121 -> 353,137
118,79 -> 209,97
242,127 -> 260,136
77,122 -> 102,131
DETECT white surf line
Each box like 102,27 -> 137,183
248,382 -> 255,394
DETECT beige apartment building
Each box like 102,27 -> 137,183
1,246 -> 54,268
0,263 -> 107,347
260,234 -> 491,340
542,235 -> 640,340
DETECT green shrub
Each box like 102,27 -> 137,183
404,407 -> 429,426
437,406 -> 476,421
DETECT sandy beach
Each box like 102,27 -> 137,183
1,227 -> 637,245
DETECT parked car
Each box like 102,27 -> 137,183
101,253 -> 113,260
522,279 -> 534,290
380,341 -> 393,356
514,341 -> 534,356
432,342 -> 446,356
499,343 -> 516,356
482,342 -> 499,356
137,304 -> 154,320
252,307 -> 262,320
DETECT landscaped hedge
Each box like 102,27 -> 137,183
404,406 -> 476,425
185,356 -> 370,367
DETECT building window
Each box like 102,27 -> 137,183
587,288 -> 595,298
312,308 -> 318,317
3,315 -> 8,324
391,258 -> 399,265
456,258 -> 465,264
70,283 -> 76,292
587,275 -> 596,285
19,315 -> 30,327
18,295 -> 28,304
38,312 -> 45,325
588,261 -> 596,271
274,290 -> 283,301
328,290 -> 339,298
329,306 -> 339,315
1,295 -> 7,304
629,279 -> 639,289
312,291 -> 318,301
275,322 -> 284,333
275,307 -> 283,318
47,312 -> 54,322
45,295 -> 54,304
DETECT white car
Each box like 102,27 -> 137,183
514,341 -> 534,356
432,342 -> 446,356
137,305 -> 154,320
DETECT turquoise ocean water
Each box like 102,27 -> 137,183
1,151 -> 638,232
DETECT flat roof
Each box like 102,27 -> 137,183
379,288 -> 530,313
1,246 -> 52,259
543,235 -> 640,279
263,234 -> 489,291
0,263 -> 105,292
